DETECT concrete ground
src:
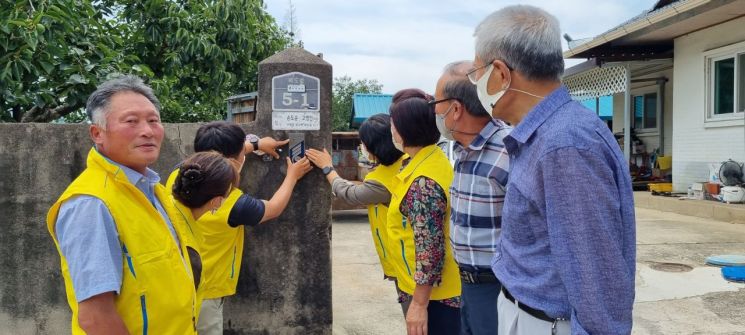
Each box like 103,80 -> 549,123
331,208 -> 745,335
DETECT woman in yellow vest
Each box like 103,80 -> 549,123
387,88 -> 461,335
169,151 -> 237,299
305,113 -> 406,313
166,121 -> 312,335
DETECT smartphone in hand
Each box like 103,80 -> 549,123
289,133 -> 305,163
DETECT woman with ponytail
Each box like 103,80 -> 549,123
169,151 -> 236,314
172,151 -> 236,217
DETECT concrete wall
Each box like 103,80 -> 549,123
0,49 -> 333,334
634,192 -> 745,224
672,16 -> 745,192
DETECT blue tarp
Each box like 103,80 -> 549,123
351,93 -> 393,127
581,96 -> 613,120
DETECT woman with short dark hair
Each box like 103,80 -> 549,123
306,113 -> 407,312
387,89 -> 461,335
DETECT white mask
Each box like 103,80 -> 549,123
475,64 -> 509,116
435,103 -> 455,141
359,144 -> 371,161
390,126 -> 404,152
391,135 -> 404,152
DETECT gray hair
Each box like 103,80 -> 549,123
474,5 -> 564,81
442,61 -> 490,118
86,75 -> 161,127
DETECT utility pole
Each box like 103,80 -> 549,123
283,0 -> 302,47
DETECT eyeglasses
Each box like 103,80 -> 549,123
466,60 -> 513,84
466,62 -> 492,84
427,97 -> 456,106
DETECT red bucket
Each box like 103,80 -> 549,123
705,182 -> 721,195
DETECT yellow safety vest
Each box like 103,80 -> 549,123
387,145 -> 460,299
168,196 -> 206,319
167,170 -> 246,300
363,156 -> 405,278
46,148 -> 198,335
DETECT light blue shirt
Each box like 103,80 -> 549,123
493,87 -> 636,334
55,155 -> 178,302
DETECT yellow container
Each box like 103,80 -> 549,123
657,156 -> 672,170
649,183 -> 673,193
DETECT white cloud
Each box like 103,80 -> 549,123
264,0 -> 653,93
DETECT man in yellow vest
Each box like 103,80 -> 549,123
165,121 -> 311,335
47,76 -> 199,334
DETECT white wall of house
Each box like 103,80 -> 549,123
673,16 -> 745,192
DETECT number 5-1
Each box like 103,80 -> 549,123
282,92 -> 293,106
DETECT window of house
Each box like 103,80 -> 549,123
714,57 -> 735,115
633,93 -> 657,130
706,44 -> 745,121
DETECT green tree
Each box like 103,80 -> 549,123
331,76 -> 383,131
1,0 -> 291,123
1,0 -> 134,122
112,0 -> 291,122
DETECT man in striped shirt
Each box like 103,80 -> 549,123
432,61 -> 511,335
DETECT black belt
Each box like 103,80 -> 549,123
459,267 -> 498,284
501,287 -> 559,323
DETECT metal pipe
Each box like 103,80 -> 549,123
659,79 -> 666,156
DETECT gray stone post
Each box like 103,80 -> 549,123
223,47 -> 333,334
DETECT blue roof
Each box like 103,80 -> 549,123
351,93 -> 393,127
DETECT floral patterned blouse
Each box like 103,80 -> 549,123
397,175 -> 461,308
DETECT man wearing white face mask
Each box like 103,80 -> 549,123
471,5 -> 636,335
431,60 -> 511,335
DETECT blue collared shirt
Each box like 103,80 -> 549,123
492,87 -> 636,334
56,153 -> 178,302
450,119 -> 511,268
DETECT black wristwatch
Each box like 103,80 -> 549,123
322,166 -> 335,175
246,134 -> 260,152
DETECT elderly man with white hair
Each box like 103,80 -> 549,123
469,5 -> 636,335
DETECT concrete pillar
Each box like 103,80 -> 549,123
224,47 -> 333,334
623,63 -> 632,162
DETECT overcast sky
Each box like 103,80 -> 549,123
263,0 -> 653,94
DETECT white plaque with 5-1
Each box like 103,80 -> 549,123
271,71 -> 321,130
